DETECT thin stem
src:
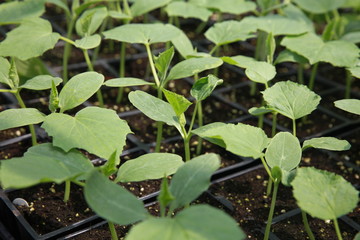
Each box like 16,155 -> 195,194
155,88 -> 164,153
116,41 -> 127,103
301,210 -> 316,240
292,119 -> 296,137
72,180 -> 85,187
63,180 -> 71,202
59,35 -> 76,47
91,17 -> 109,65
0,89 -> 16,93
297,63 -> 304,84
62,17 -> 76,83
184,137 -> 191,162
333,218 -> 343,240
195,101 -> 204,155
266,177 -> 273,196
263,181 -> 279,240
260,156 -> 272,178
15,92 -> 37,145
108,221 -> 119,240
308,62 -> 319,91
209,45 -> 220,55
145,43 -> 161,87
271,112 -> 277,137
188,102 -> 200,136
345,69 -> 353,99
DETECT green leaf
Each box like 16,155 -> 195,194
42,107 -> 131,162
49,80 -> 59,113
74,34 -> 101,49
104,77 -> 154,87
292,167 -> 359,220
271,166 -> 282,183
0,143 -> 93,189
193,123 -> 269,159
262,81 -> 321,120
0,18 -> 60,61
103,23 -> 181,44
84,170 -> 148,225
265,132 -> 301,171
8,58 -> 19,89
0,57 -> 11,87
341,31 -> 360,43
126,205 -> 246,240
248,106 -> 273,116
166,57 -> 223,83
190,75 -> 223,101
190,0 -> 256,15
191,122 -> 227,148
0,0 -> 45,25
130,0 -> 171,17
274,49 -> 309,65
169,154 -> 220,210
354,232 -> 360,240
281,168 -> 297,186
162,89 -> 192,118
155,47 -> 174,83
19,75 -> 62,90
165,2 -> 212,22
46,0 -> 70,16
128,90 -> 183,137
292,0 -> 345,14
302,137 -> 351,151
334,99 -> 360,115
59,71 -> 104,112
75,6 -> 107,36
205,20 -> 255,46
281,32 -> 359,67
282,4 -> 314,32
222,56 -> 276,84
349,65 -> 360,78
115,153 -> 184,182
0,108 -> 45,131
171,30 -> 196,59
108,11 -> 131,20
158,177 -> 175,212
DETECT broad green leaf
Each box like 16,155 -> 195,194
222,56 -> 276,84
130,0 -> 171,17
292,167 -> 359,220
104,77 -> 154,87
169,154 -> 220,210
103,23 -> 181,44
59,71 -> 104,112
0,18 -> 60,61
0,143 -> 93,189
165,2 -> 212,22
341,31 -> 360,43
191,122 -> 227,148
108,11 -> 131,20
74,34 -> 101,49
128,90 -> 183,137
241,15 -> 311,35
282,4 -> 314,32
281,168 -> 297,186
42,107 -> 131,162
302,137 -> 351,151
162,89 -> 192,117
274,49 -> 308,65
171,30 -> 196,59
155,47 -> 174,83
334,99 -> 360,115
262,81 -> 321,120
166,57 -> 223,83
0,57 -> 11,87
190,0 -> 256,15
19,75 -> 62,90
0,108 -> 45,131
84,170 -> 147,225
0,0 -> 45,25
349,65 -> 360,78
115,153 -> 184,182
190,75 -> 223,101
126,205 -> 246,240
265,132 -> 301,171
205,20 -> 255,46
292,0 -> 345,14
75,6 -> 107,36
281,32 -> 359,67
248,106 -> 273,116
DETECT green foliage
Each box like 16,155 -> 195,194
292,0 -> 345,14
0,108 -> 45,131
334,99 -> 360,115
19,75 -> 62,90
74,34 -> 102,49
165,2 -> 212,22
162,88 -> 192,118
0,0 -> 45,25
190,75 -> 223,101
302,137 -> 351,151
75,6 -> 107,36
130,0 -> 171,17
190,0 -> 256,15
104,78 -> 154,87
155,47 -> 174,83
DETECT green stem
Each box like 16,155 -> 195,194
188,102 -> 200,136
184,137 -> 191,162
263,181 -> 279,240
15,92 -> 37,145
266,177 -> 273,196
301,210 -> 316,240
63,180 -> 71,202
91,17 -> 109,65
62,17 -> 76,83
260,156 -> 272,177
72,180 -> 85,187
345,69 -> 352,99
333,218 -> 343,240
108,221 -> 119,240
209,45 -> 220,55
116,41 -> 127,103
297,63 -> 304,84
0,89 -> 16,93
83,49 -> 104,107
308,63 -> 319,91
271,112 -> 277,137
195,101 -> 204,155
155,88 -> 164,153
292,119 -> 296,137
145,43 -> 161,87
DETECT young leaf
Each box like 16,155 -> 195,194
265,132 -> 302,172
58,71 -> 104,112
128,90 -> 183,137
84,170 -> 148,225
165,2 -> 212,22
19,75 -> 62,90
171,30 -> 197,59
0,143 -> 93,189
292,0 -> 345,14
274,49 -> 309,65
75,6 -> 107,36
0,18 -> 60,61
248,106 -> 273,116
222,56 -> 276,84
190,75 -> 223,101
262,81 -> 321,120
9,58 -> 19,89
126,205 -> 246,240
292,167 -> 359,220
166,57 -> 223,83
0,57 -> 11,87
158,177 -> 174,213
49,80 -> 59,113
169,153 -> 220,210
271,166 -> 282,184
334,99 -> 360,115
191,122 -> 227,148
0,0 -> 45,25
281,32 -> 359,67
154,47 -> 174,83
42,107 -> 131,162
74,34 -> 102,49
162,89 -> 192,118
190,0 -> 256,15
104,77 -> 154,87
103,23 -> 181,45
115,153 -> 184,182
130,0 -> 171,17
302,137 -> 351,151
0,108 -> 45,131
